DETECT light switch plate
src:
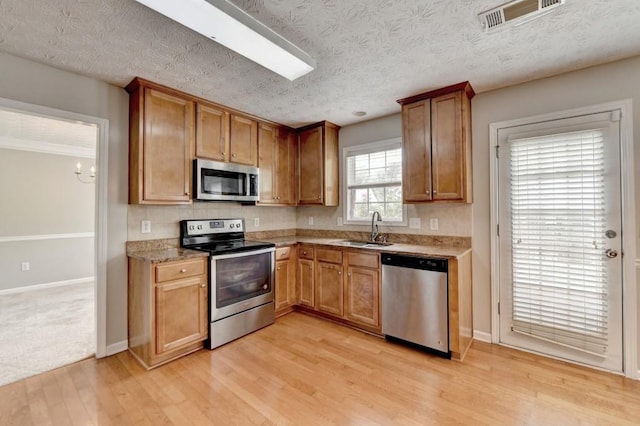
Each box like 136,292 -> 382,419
430,218 -> 439,231
308,216 -> 314,226
337,217 -> 343,226
254,218 -> 260,227
141,220 -> 151,233
409,218 -> 421,229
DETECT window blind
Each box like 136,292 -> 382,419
508,129 -> 608,356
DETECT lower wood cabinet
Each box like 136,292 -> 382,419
128,256 -> 208,369
275,246 -> 297,317
294,245 -> 381,332
297,244 -> 315,308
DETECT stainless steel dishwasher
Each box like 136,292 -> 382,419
381,253 -> 450,358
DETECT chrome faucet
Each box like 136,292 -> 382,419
370,211 -> 382,242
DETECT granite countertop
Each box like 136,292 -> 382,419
127,247 -> 209,263
257,236 -> 471,259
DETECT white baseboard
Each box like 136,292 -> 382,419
105,340 -> 128,357
0,276 -> 94,296
473,330 -> 492,343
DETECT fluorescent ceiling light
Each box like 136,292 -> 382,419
135,0 -> 316,80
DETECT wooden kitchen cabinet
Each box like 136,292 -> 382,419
275,246 -> 297,317
397,81 -> 474,203
344,251 -> 380,328
128,256 -> 208,369
258,124 -> 296,205
297,245 -> 315,307
296,121 -> 340,206
229,113 -> 258,166
196,102 -> 229,162
126,78 -> 194,204
315,248 -> 344,316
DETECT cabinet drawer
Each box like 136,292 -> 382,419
347,251 -> 379,269
155,258 -> 205,283
298,245 -> 315,260
276,246 -> 292,260
316,247 -> 342,264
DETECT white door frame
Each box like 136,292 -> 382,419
0,97 -> 109,358
489,99 -> 637,379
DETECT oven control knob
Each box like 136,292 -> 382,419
230,223 -> 235,228
262,284 -> 268,290
189,225 -> 195,230
197,225 -> 203,230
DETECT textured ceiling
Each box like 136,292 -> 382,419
1,0 -> 640,127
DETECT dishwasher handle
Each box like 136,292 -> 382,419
381,253 -> 448,272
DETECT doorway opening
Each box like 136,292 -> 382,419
0,99 -> 108,386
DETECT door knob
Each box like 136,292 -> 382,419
605,249 -> 618,258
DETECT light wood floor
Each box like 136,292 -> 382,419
2,312 -> 640,425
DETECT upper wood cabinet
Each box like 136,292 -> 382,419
397,81 -> 474,203
258,124 -> 296,205
196,102 -> 229,162
296,121 -> 340,206
229,113 -> 258,166
126,79 -> 194,204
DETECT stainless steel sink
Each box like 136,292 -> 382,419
334,240 -> 393,247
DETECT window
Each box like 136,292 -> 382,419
343,138 -> 404,224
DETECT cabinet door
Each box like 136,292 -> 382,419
258,123 -> 276,204
298,258 -> 315,307
143,88 -> 194,202
297,126 -> 323,204
402,99 -> 432,202
275,259 -> 293,311
316,261 -> 343,316
431,91 -> 465,201
155,276 -> 207,354
345,266 -> 380,328
196,103 -> 229,162
229,114 -> 258,166
275,127 -> 296,205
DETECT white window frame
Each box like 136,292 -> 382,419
489,99 -> 637,379
342,137 -> 407,226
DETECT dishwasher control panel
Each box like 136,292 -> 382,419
381,254 -> 447,272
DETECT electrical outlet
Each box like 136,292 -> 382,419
141,220 -> 151,234
409,218 -> 421,229
21,262 -> 30,272
308,216 -> 314,226
430,218 -> 439,231
337,217 -> 343,226
254,218 -> 260,227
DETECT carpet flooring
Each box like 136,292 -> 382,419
0,281 -> 95,387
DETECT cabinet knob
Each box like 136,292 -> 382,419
338,271 -> 342,275
426,190 -> 430,195
276,196 -> 280,200
433,190 -> 437,195
200,284 -> 206,288
277,267 -> 281,271
221,152 -> 225,156
347,272 -> 351,277
180,269 -> 187,273
185,191 -> 190,196
232,153 -> 237,158
317,196 -> 321,200
303,251 -> 307,255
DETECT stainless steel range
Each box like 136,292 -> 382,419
180,219 -> 275,349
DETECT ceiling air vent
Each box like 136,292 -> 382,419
479,0 -> 565,32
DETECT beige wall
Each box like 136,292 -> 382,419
0,52 -> 130,348
471,56 -> 640,368
0,149 -> 95,290
128,204 -> 297,241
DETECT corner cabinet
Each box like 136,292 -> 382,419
126,78 -> 194,204
397,81 -> 474,203
258,124 -> 296,206
296,121 -> 340,206
128,256 -> 208,369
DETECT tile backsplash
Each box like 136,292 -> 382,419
127,203 -> 298,241
127,202 -> 472,241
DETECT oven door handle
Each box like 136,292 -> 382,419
209,247 -> 275,260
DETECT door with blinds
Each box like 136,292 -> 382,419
497,110 -> 623,372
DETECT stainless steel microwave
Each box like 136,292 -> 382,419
194,159 -> 259,202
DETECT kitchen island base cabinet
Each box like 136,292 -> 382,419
128,256 -> 208,369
